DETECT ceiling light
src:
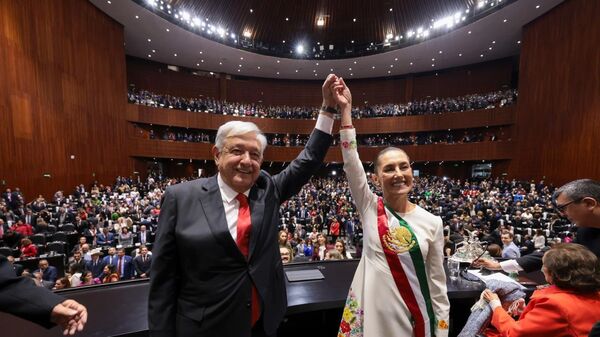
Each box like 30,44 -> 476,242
348,68 -> 352,71
492,40 -> 496,44
432,58 -> 435,61
316,62 -> 319,65
350,73 -> 353,76
480,54 -> 484,57
237,69 -> 240,72
135,15 -> 140,19
295,70 -> 299,73
285,17 -> 289,21
535,5 -> 540,9
351,40 -> 355,43
489,47 -> 493,50
386,33 -> 393,39
353,18 -> 357,22
432,64 -> 435,67
145,0 -> 155,7
239,64 -> 242,67
196,63 -> 199,66
174,53 -> 177,56
240,57 -> 244,60
276,71 -> 280,75
147,54 -> 151,58
503,19 -> 508,23
250,8 -> 254,13
147,38 -> 151,42
152,49 -> 156,53
330,68 -> 333,71
107,0 -> 111,4
296,44 -> 305,54
389,8 -> 393,12
201,60 -> 204,62
517,40 -> 521,44
317,17 -> 325,26
390,64 -> 393,68
314,74 -> 318,76
409,62 -> 413,65
372,66 -> 375,69
219,62 -> 222,65
353,61 -> 357,64
199,51 -> 203,54
277,60 -> 280,63
468,30 -> 472,34
166,28 -> 170,32
459,53 -> 462,56
439,50 -> 443,54
257,66 -> 261,69
388,71 -> 391,74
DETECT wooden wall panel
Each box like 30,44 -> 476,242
126,56 -> 220,99
126,57 -> 515,106
412,58 -> 514,99
509,0 -> 600,185
0,1 -> 131,199
127,104 -> 515,135
130,138 -> 513,164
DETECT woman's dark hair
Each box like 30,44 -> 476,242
543,243 -> 600,293
104,264 -> 116,274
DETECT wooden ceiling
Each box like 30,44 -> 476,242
167,0 -> 474,47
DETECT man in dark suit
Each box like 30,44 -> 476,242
149,75 -> 338,337
0,255 -> 87,334
135,225 -> 154,246
115,248 -> 134,280
96,227 -> 114,246
84,248 -> 105,278
34,259 -> 58,283
133,245 -> 152,278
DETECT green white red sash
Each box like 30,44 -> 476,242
377,197 -> 436,337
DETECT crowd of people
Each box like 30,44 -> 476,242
139,125 -> 501,148
127,88 -> 517,120
0,173 -> 582,287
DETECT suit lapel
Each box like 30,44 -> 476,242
248,178 -> 266,261
198,176 -> 245,261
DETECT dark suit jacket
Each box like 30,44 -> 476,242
148,129 -> 332,337
85,259 -> 106,279
34,266 -> 58,283
135,231 -> 154,245
115,255 -> 134,280
133,254 -> 152,276
0,255 -> 63,328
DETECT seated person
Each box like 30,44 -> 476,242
279,246 -> 293,264
487,244 -> 503,258
324,249 -> 343,260
482,243 -> 600,336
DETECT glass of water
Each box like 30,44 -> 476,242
447,259 -> 461,280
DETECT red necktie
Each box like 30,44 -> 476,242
236,194 -> 260,326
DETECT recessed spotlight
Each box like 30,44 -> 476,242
313,69 -> 316,72
199,51 -> 203,54
353,61 -> 357,64
432,64 -> 435,67
239,64 -> 242,67
409,62 -> 413,66
394,57 -> 398,61
388,71 -> 391,74
350,73 -> 353,76
503,19 -> 507,23
390,64 -> 394,68
458,53 -> 462,56
492,40 -> 496,44
432,58 -> 435,61
148,54 -> 151,58
166,28 -> 170,32
348,68 -> 352,71
285,17 -> 289,21
517,40 -> 521,44
535,5 -> 540,9
480,54 -> 484,57
107,0 -> 111,4
282,40 -> 285,43
277,60 -> 280,63
147,38 -> 151,42
316,62 -> 319,65
135,15 -> 139,19
295,69 -> 299,73
196,63 -> 199,66
250,8 -> 254,13
219,62 -> 222,65
330,68 -> 334,71
315,73 -> 318,76
257,66 -> 261,69
240,57 -> 244,60
353,18 -> 357,22
489,47 -> 493,50
237,69 -> 241,72
389,8 -> 393,12
372,66 -> 375,69
351,40 -> 354,44
174,53 -> 177,56
277,71 -> 280,75
152,49 -> 156,53
438,50 -> 443,54
468,30 -> 472,34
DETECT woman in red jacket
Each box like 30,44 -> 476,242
20,238 -> 38,258
483,243 -> 600,337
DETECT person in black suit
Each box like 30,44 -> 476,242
0,255 -> 87,334
475,179 -> 600,272
148,75 -> 338,337
84,248 -> 105,278
6,255 -> 23,276
135,225 -> 154,246
133,245 -> 152,278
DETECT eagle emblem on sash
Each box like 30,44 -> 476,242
383,226 -> 416,254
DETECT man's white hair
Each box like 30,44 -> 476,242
214,120 -> 267,154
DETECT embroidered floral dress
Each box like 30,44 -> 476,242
338,128 -> 450,337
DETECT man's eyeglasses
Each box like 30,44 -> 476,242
554,198 -> 583,214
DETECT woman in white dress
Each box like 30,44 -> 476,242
330,77 -> 450,337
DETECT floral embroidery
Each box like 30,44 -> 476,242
341,140 -> 358,149
338,288 -> 363,337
